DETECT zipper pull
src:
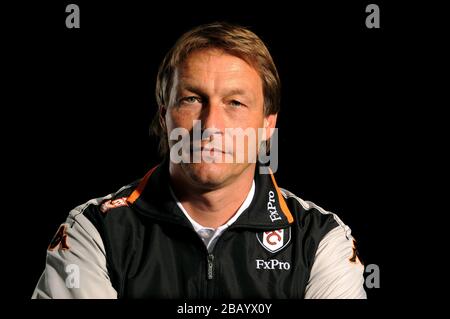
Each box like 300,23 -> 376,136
207,254 -> 214,280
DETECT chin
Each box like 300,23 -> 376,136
181,162 -> 233,189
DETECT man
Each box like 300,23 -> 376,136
32,22 -> 366,299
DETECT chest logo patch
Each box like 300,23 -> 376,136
256,228 -> 291,253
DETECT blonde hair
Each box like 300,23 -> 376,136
151,22 -> 281,156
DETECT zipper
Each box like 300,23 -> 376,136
204,229 -> 232,297
207,254 -> 214,280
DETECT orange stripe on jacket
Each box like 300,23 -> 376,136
127,165 -> 158,204
269,169 -> 294,224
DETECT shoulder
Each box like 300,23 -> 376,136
66,182 -> 139,230
280,187 -> 352,240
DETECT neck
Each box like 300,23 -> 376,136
169,165 -> 255,228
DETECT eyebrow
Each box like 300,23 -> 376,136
180,84 -> 250,99
179,84 -> 205,97
223,88 -> 248,97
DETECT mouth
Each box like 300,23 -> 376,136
192,145 -> 231,155
193,147 -> 227,154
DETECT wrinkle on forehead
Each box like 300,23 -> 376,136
182,48 -> 251,74
174,49 -> 263,100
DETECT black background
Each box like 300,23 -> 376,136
4,0 -> 435,311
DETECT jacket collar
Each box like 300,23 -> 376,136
127,158 -> 294,230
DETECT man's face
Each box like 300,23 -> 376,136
165,48 -> 276,189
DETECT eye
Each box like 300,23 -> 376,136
229,100 -> 244,108
180,96 -> 201,105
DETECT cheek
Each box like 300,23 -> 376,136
166,109 -> 183,130
246,113 -> 265,130
166,108 -> 195,131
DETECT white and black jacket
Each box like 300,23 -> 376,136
32,160 -> 366,299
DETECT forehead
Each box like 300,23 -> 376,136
176,49 -> 262,91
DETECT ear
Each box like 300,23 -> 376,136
159,106 -> 167,130
263,113 -> 277,141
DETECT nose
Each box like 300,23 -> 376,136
200,99 -> 225,134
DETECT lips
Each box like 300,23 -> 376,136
191,144 -> 232,155
193,147 -> 226,154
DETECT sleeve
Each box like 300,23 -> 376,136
32,209 -> 118,299
304,224 -> 367,299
